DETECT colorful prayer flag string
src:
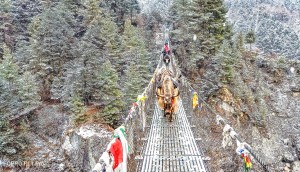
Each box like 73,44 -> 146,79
137,95 -> 147,102
243,153 -> 252,172
236,140 -> 252,172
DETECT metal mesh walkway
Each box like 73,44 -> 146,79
138,98 -> 207,172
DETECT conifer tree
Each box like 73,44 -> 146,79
0,44 -> 18,89
123,62 -> 143,109
29,1 -> 77,100
172,0 -> 231,74
17,71 -> 40,107
98,60 -> 124,126
0,0 -> 13,49
80,1 -> 120,104
246,30 -> 256,51
121,20 -> 150,84
71,93 -> 87,124
235,32 -> 245,52
102,0 -> 141,27
0,121 -> 28,156
51,1 -> 121,106
215,40 -> 235,84
128,0 -> 140,24
51,58 -> 84,106
170,0 -> 194,70
188,0 -> 230,57
0,77 -> 10,115
0,44 -> 40,114
0,45 -> 18,115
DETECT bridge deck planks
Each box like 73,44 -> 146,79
138,99 -> 207,172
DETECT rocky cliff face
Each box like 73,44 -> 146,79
0,105 -> 112,172
193,53 -> 300,171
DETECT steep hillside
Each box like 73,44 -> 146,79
1,0 -> 300,171
194,52 -> 300,171
225,0 -> 300,59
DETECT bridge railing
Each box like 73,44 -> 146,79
180,74 -> 271,172
125,59 -> 160,172
92,54 -> 161,172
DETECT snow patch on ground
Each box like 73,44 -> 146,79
62,136 -> 73,154
75,125 -> 111,139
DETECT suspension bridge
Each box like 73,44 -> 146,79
92,34 -> 271,172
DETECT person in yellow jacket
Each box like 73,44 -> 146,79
192,92 -> 198,109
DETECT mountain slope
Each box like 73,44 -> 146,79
225,0 -> 300,59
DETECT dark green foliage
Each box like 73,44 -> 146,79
101,0 -> 141,27
29,1 -> 78,101
123,62 -> 144,110
171,0 -> 231,74
214,41 -> 236,84
0,44 -> 40,116
0,45 -> 19,87
71,94 -> 87,124
0,47 -> 35,158
235,32 -> 245,52
0,121 -> 28,156
245,30 -> 256,50
80,8 -> 119,104
98,60 -> 124,125
189,0 -> 229,56
121,20 -> 151,84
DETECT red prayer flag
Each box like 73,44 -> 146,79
109,138 -> 123,169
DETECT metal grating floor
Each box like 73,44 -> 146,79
139,99 -> 207,172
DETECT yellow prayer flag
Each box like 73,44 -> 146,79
137,95 -> 147,101
192,92 -> 198,109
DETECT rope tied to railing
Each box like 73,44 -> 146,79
216,115 -> 272,172
181,75 -> 271,172
93,28 -> 186,172
93,37 -> 166,172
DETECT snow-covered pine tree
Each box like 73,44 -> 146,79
0,45 -> 19,116
1,44 -> 40,115
71,93 -> 87,124
101,0 -> 140,28
121,19 -> 150,84
235,32 -> 245,52
80,0 -> 120,104
51,57 -> 83,107
214,40 -> 235,84
188,0 -> 230,57
123,62 -> 144,110
0,44 -> 19,90
29,1 -> 77,101
51,1 -> 122,107
245,30 -> 256,51
98,60 -> 124,126
17,71 -> 40,107
0,0 -> 11,13
172,0 -> 231,74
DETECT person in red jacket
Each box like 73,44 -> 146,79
162,42 -> 170,57
162,41 -> 171,64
